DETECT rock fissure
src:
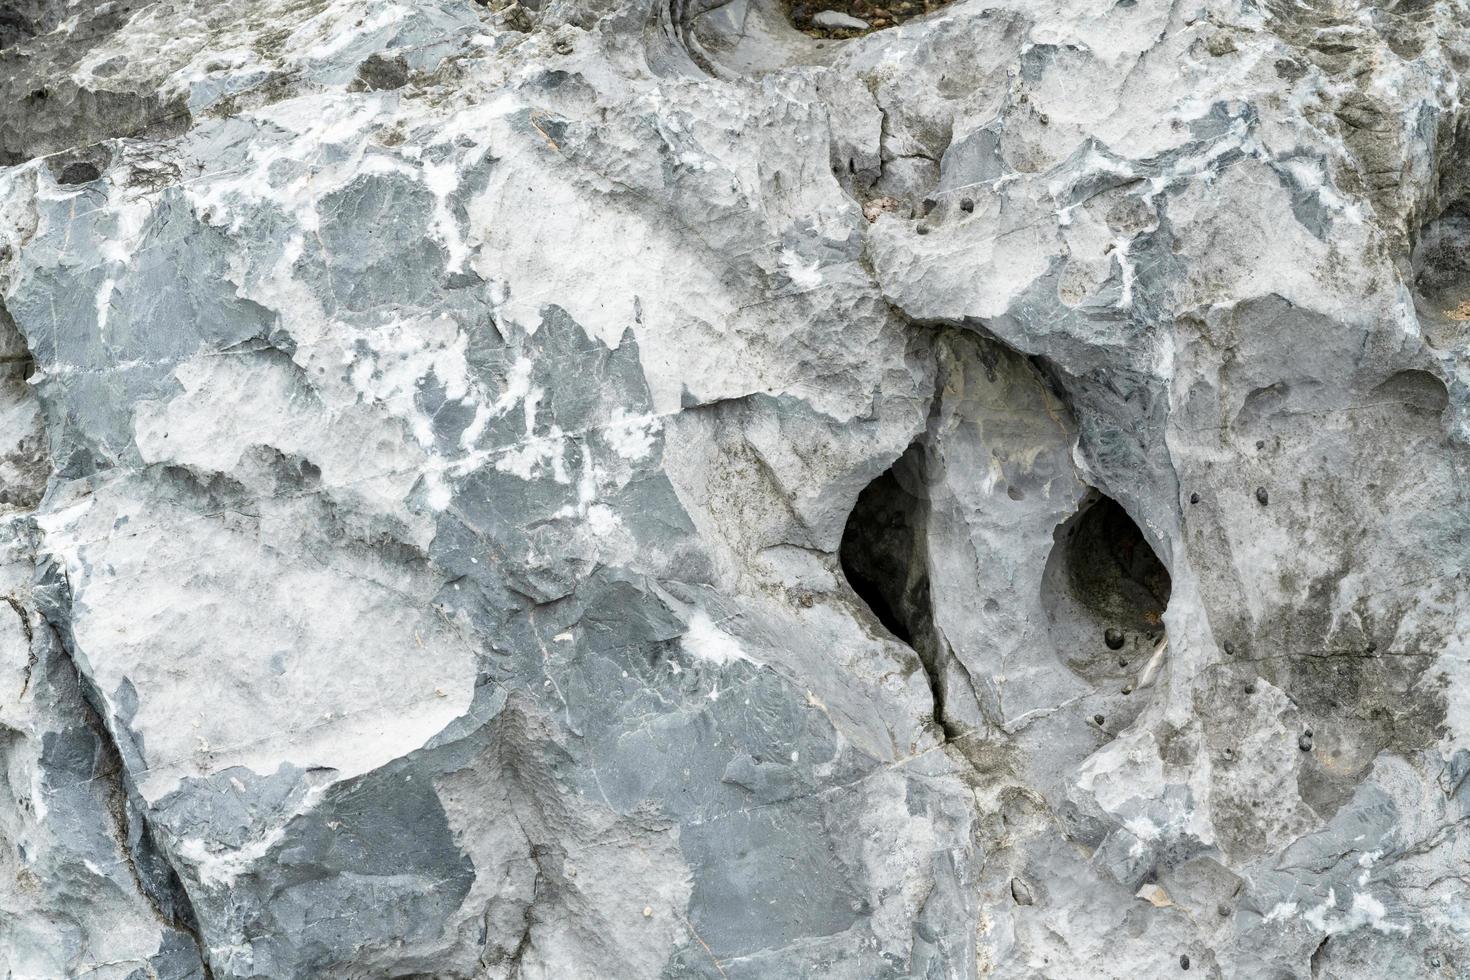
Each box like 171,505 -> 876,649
43,620 -> 213,979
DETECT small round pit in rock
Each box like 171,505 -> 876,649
1298,730 -> 1313,752
1244,682 -> 1256,695
1255,486 -> 1269,505
1180,953 -> 1191,970
1222,640 -> 1235,656
1093,713 -> 1105,726
960,197 -> 975,212
916,225 -> 930,235
1104,627 -> 1126,650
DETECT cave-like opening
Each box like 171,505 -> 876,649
838,443 -> 928,647
1043,491 -> 1171,682
1065,495 -> 1171,633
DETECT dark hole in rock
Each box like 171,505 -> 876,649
1372,368 -> 1449,415
838,442 -> 929,647
1411,201 -> 1470,347
1062,495 -> 1170,631
57,161 -> 102,185
786,0 -> 956,38
1043,490 -> 1171,682
1412,202 -> 1470,317
356,52 -> 410,91
840,442 -> 970,739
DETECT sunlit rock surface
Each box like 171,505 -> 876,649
0,0 -> 1467,976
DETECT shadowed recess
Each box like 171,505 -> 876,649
1064,494 -> 1171,632
838,443 -> 929,647
1043,490 -> 1171,682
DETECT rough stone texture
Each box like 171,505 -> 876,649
0,0 -> 1467,977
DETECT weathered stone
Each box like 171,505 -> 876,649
1,0 -> 1468,977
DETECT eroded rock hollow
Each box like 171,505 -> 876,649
0,0 -> 1467,977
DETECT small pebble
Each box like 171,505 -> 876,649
1104,627 -> 1126,650
1255,486 -> 1269,505
1189,492 -> 1200,504
1255,439 -> 1265,450
1093,713 -> 1106,726
813,9 -> 870,29
1217,903 -> 1231,917
862,195 -> 904,222
1298,730 -> 1314,752
916,224 -> 930,235
642,906 -> 654,918
960,197 -> 975,212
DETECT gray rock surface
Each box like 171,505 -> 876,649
0,0 -> 1467,977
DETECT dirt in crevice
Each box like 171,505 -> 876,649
785,0 -> 956,38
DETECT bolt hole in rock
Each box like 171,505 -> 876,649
1042,491 -> 1172,684
785,0 -> 956,38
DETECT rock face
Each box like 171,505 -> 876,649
0,0 -> 1467,977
